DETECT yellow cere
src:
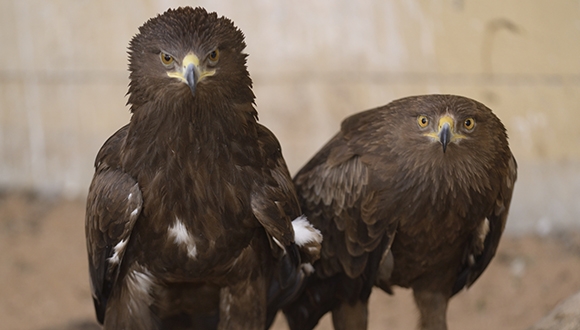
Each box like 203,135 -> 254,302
438,115 -> 454,131
423,115 -> 467,142
166,53 -> 216,82
182,53 -> 200,67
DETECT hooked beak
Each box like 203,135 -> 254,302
183,62 -> 197,95
439,122 -> 452,153
166,53 -> 216,97
423,115 -> 467,153
436,115 -> 455,153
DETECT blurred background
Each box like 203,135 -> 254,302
1,1 -> 579,329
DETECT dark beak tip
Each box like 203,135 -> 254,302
184,64 -> 197,95
439,125 -> 451,153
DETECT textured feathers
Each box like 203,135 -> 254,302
85,126 -> 142,323
85,7 -> 319,329
284,94 -> 516,330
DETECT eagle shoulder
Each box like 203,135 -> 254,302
85,126 -> 143,323
294,119 -> 396,279
250,124 -> 323,325
250,124 -> 298,248
453,154 -> 517,294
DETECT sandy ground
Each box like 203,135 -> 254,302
1,192 -> 579,330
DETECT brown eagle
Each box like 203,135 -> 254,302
85,7 -> 321,330
282,95 -> 517,330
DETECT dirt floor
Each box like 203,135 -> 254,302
1,192 -> 579,330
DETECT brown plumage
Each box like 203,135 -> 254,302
282,95 -> 517,330
85,7 -> 321,330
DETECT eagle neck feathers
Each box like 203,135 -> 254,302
119,95 -> 260,236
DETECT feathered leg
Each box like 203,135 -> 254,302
103,264 -> 160,330
413,289 -> 449,330
331,300 -> 368,330
218,277 -> 267,330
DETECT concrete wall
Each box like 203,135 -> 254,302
1,0 -> 579,233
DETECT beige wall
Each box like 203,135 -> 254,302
1,0 -> 579,232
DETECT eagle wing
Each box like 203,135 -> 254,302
251,124 -> 302,250
453,154 -> 517,294
252,124 -> 323,326
294,109 -> 398,279
85,126 -> 143,323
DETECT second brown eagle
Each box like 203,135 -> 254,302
282,94 -> 517,330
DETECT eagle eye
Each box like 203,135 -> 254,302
417,115 -> 429,128
464,117 -> 475,130
207,49 -> 220,65
160,53 -> 174,66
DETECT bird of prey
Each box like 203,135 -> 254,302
85,7 -> 321,330
282,95 -> 517,330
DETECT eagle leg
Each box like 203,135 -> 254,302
218,277 -> 267,330
331,300 -> 369,330
102,264 -> 160,330
412,289 -> 449,330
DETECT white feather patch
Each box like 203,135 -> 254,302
472,218 -> 491,256
168,219 -> 190,244
478,218 -> 490,243
108,239 -> 127,265
127,266 -> 155,310
168,218 -> 197,258
130,269 -> 154,295
301,263 -> 315,275
292,215 -> 322,247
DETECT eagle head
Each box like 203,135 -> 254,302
382,95 -> 509,195
405,95 -> 503,155
419,113 -> 473,153
126,7 -> 254,109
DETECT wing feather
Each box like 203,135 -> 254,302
85,126 -> 143,323
251,124 -> 300,249
453,155 -> 517,294
253,124 -> 323,327
294,113 -> 398,279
